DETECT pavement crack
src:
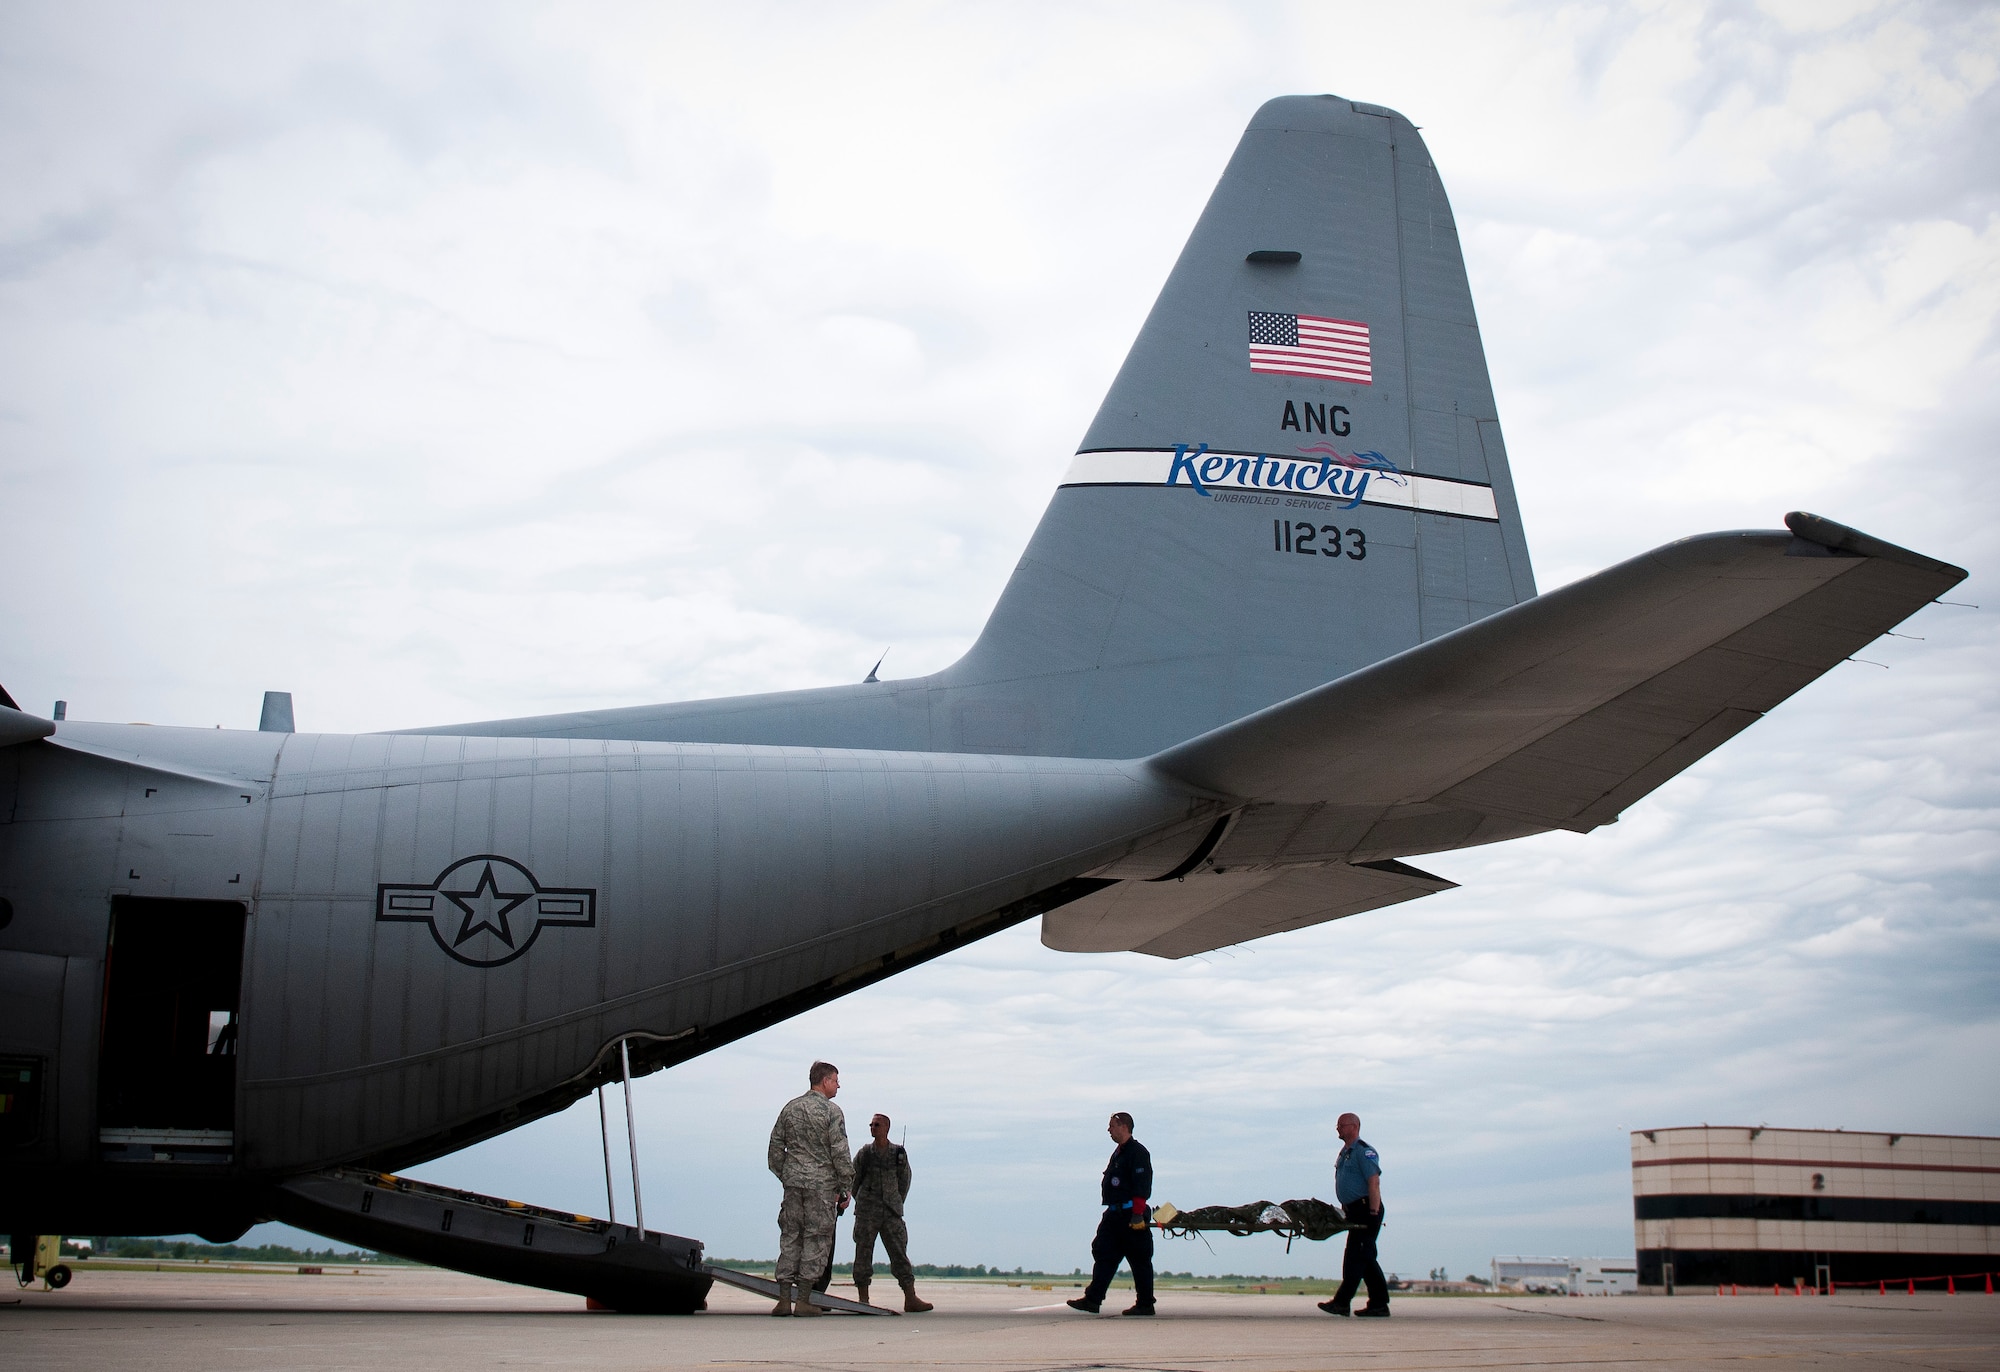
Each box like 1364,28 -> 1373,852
1494,1303 -> 1609,1322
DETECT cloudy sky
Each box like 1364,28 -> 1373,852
3,1 -> 1995,1279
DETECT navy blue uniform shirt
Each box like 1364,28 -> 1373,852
1101,1138 -> 1152,1212
1335,1137 -> 1381,1206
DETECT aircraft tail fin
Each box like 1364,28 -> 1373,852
931,95 -> 1535,756
426,96 -> 1538,758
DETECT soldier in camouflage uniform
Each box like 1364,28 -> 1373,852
766,1060 -> 854,1316
850,1113 -> 932,1312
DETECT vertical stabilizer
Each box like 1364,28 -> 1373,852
427,96 -> 1538,760
933,94 -> 1536,753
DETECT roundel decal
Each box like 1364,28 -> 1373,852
376,855 -> 597,968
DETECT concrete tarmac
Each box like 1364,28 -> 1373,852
5,1266 -> 1997,1370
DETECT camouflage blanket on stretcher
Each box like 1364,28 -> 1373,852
1154,1198 -> 1352,1242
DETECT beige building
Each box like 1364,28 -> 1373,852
1632,1126 -> 2000,1291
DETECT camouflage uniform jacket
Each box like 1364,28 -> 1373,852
767,1090 -> 855,1193
851,1141 -> 912,1217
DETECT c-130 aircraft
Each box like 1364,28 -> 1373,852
0,95 -> 1966,1310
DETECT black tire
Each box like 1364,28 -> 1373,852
47,1264 -> 73,1289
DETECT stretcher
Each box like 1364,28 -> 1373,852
1150,1199 -> 1356,1250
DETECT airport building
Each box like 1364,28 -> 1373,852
1632,1126 -> 2000,1291
1491,1255 -> 1637,1295
1569,1256 -> 1638,1295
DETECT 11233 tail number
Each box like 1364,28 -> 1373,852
1274,520 -> 1366,561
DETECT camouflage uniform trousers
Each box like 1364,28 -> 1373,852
775,1185 -> 840,1291
851,1204 -> 915,1286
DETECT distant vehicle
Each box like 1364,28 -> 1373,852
1,96 -> 1964,1279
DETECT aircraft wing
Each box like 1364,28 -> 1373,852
1044,513 -> 1965,958
0,702 -> 55,747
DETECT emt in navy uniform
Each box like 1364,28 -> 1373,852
1066,1111 -> 1156,1316
1320,1112 -> 1389,1317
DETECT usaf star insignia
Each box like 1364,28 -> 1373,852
377,854 -> 597,967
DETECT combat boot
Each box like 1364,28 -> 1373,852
854,1279 -> 870,1305
771,1284 -> 793,1316
901,1280 -> 934,1313
793,1284 -> 825,1316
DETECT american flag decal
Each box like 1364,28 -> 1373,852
1247,311 -> 1371,384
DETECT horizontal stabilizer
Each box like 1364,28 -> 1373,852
1042,858 -> 1454,959
1147,514 -> 1965,834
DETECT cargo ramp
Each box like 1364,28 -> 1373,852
273,1168 -> 892,1315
